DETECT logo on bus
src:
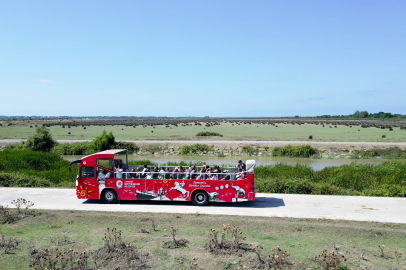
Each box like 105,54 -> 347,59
116,180 -> 123,189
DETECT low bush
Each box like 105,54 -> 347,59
180,144 -> 212,154
0,172 -> 50,187
271,145 -> 319,157
351,147 -> 406,159
196,131 -> 223,137
242,146 -> 257,155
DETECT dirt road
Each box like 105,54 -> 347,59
1,188 -> 405,223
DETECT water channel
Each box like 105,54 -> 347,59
63,155 -> 387,171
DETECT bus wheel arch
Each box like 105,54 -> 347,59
101,189 -> 118,204
191,190 -> 209,206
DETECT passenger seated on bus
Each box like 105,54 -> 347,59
115,164 -> 123,178
165,167 -> 170,179
178,166 -> 184,179
206,167 -> 212,179
105,171 -> 113,179
129,168 -> 135,178
159,167 -> 165,179
211,166 -> 219,180
172,167 -> 179,179
221,170 -> 231,180
97,169 -> 106,184
146,168 -> 153,179
140,164 -> 148,178
190,166 -> 197,179
236,165 -> 246,180
152,166 -> 159,179
196,164 -> 207,180
133,167 -> 141,178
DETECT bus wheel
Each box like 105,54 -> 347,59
192,191 -> 209,206
102,189 -> 118,204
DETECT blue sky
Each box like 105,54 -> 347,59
0,1 -> 405,117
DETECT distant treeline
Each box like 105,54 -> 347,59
315,111 -> 406,119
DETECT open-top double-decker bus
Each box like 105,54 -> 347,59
69,149 -> 256,206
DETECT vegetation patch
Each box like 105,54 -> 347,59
1,209 -> 405,269
196,131 -> 223,137
0,172 -> 51,187
0,150 -> 77,186
255,161 -> 406,197
53,130 -> 139,155
272,145 -> 319,158
351,147 -> 406,159
180,144 -> 213,155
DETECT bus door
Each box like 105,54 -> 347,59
78,165 -> 99,200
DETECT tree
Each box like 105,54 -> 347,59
92,130 -> 115,152
25,126 -> 57,152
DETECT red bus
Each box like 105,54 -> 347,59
69,149 -> 256,206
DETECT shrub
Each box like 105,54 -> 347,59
180,144 -> 212,154
196,131 -> 223,137
242,146 -> 257,155
0,150 -> 77,186
92,130 -> 115,152
271,145 -> 318,158
0,172 -> 50,187
53,131 -> 139,155
24,126 -> 56,152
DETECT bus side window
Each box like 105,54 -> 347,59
96,167 -> 113,179
81,167 -> 94,179
97,159 -> 113,170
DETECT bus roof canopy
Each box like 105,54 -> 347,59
93,149 -> 127,155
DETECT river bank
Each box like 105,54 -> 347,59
2,139 -> 406,158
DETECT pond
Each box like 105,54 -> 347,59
63,155 -> 387,171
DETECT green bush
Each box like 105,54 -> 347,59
242,146 -> 257,155
196,131 -> 223,137
271,145 -> 319,158
0,150 -> 77,186
180,144 -> 212,154
53,131 -> 139,155
24,126 -> 56,152
0,172 -> 50,187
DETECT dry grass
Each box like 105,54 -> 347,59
0,209 -> 406,269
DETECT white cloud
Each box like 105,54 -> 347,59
37,79 -> 53,83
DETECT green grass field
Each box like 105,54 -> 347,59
1,209 -> 405,269
1,122 -> 406,142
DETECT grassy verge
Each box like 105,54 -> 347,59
0,150 -> 77,187
1,208 -> 405,269
255,161 -> 406,197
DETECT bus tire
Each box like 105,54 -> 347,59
101,189 -> 118,204
192,190 -> 209,206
